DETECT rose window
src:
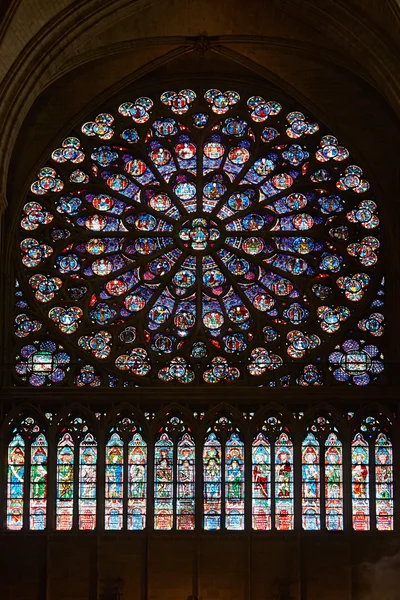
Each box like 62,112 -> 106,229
14,87 -> 384,386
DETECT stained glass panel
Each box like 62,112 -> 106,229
302,432 -> 320,530
203,432 -> 222,530
225,433 -> 245,530
105,432 -> 123,530
351,433 -> 370,531
7,434 -> 25,530
375,433 -> 393,531
325,433 -> 343,531
252,433 -> 271,530
154,433 -> 173,530
79,433 -> 97,530
275,432 -> 294,530
30,433 -> 48,530
14,88 -> 384,388
128,432 -> 147,530
56,432 -> 74,530
177,433 -> 195,530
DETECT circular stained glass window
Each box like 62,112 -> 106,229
14,88 -> 384,386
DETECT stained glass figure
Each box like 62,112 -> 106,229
30,433 -> 48,530
177,433 -> 195,530
105,432 -> 124,530
225,433 -> 245,530
302,432 -> 320,530
56,432 -> 74,530
79,433 -> 97,530
15,88 -> 384,388
325,433 -> 343,531
128,432 -> 147,530
275,432 -> 294,530
375,433 -> 393,531
154,433 -> 173,530
252,433 -> 271,530
203,432 -> 222,530
7,434 -> 25,530
351,433 -> 370,531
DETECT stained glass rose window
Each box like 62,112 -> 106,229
14,88 -> 384,386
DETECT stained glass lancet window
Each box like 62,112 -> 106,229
7,434 -> 25,530
154,433 -> 174,530
128,432 -> 147,530
275,432 -> 294,530
7,416 -> 48,531
325,433 -> 343,531
225,433 -> 245,530
30,433 -> 48,530
56,432 -> 74,530
14,87 -> 385,388
302,432 -> 320,530
56,417 -> 97,530
252,433 -> 271,530
203,416 -> 242,530
375,433 -> 393,531
177,432 -> 195,530
79,433 -> 97,530
105,432 -> 124,530
154,416 -> 195,530
104,414 -> 147,530
203,432 -> 222,530
351,433 -> 370,531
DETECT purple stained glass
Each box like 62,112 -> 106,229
14,88 -> 383,387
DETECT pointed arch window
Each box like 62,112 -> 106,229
351,433 -> 370,531
203,432 -> 222,531
30,433 -> 48,530
7,434 -> 25,530
56,417 -> 97,530
325,433 -> 343,531
225,433 -> 245,530
177,432 -> 195,530
252,432 -> 271,530
275,432 -> 294,531
105,432 -> 124,530
56,432 -> 74,530
105,416 -> 147,531
128,432 -> 147,530
302,432 -> 320,530
6,416 -> 48,531
375,433 -> 393,531
203,416 -> 244,531
79,433 -> 97,530
154,415 -> 195,530
154,432 -> 174,530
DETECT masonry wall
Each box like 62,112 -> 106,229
0,533 -> 398,600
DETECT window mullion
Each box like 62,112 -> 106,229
23,438 -> 31,531
271,440 -> 276,531
73,437 -> 79,531
369,437 -> 377,531
320,437 -> 326,531
123,437 -> 128,531
222,439 -> 226,530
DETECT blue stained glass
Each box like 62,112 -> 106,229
128,433 -> 147,530
275,433 -> 294,530
17,87 -> 383,388
203,433 -> 222,530
105,432 -> 124,530
7,434 -> 25,530
154,433 -> 174,530
302,433 -> 320,530
252,433 -> 271,530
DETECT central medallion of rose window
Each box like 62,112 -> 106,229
178,218 -> 220,251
